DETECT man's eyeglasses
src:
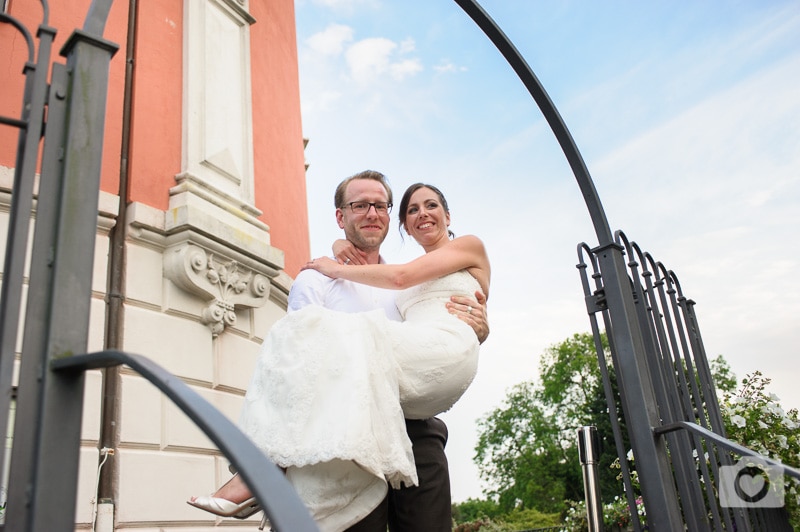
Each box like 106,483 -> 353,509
345,201 -> 393,215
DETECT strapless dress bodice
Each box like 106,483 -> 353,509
396,270 -> 481,321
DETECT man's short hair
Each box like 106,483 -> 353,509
334,170 -> 393,208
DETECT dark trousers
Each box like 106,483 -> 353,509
346,417 -> 451,532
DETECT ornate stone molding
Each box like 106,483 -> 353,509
164,242 -> 272,336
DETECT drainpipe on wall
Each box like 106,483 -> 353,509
97,0 -> 138,528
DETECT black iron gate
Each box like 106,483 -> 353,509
577,234 -> 799,530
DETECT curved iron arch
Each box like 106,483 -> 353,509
453,2 -> 687,528
452,0 -> 613,246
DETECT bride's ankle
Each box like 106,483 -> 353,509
212,479 -> 252,503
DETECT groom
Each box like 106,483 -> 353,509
288,170 -> 489,531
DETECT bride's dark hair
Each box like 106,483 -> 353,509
398,183 -> 455,240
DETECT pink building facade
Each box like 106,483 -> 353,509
0,0 -> 309,528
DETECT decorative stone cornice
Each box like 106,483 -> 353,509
126,194 -> 286,337
164,242 -> 272,336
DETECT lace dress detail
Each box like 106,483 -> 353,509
238,271 -> 481,531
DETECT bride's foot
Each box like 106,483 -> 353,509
188,473 -> 259,518
187,494 -> 260,518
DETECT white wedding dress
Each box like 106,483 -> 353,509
239,271 -> 481,530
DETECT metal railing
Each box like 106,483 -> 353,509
51,351 -> 317,531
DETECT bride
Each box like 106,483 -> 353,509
189,183 -> 491,530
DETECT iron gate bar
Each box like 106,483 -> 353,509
0,4 -> 57,499
655,262 -> 744,530
584,231 -> 800,530
661,417 -> 800,530
0,10 -> 35,65
618,233 -> 712,529
51,350 -> 318,531
0,116 -> 28,128
617,235 -> 750,531
4,61 -> 70,529
576,243 -> 642,532
576,243 -> 643,532
648,258 -> 732,530
671,272 -> 728,435
669,270 -> 744,529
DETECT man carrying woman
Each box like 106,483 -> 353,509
190,171 -> 490,531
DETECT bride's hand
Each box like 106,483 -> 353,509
302,256 -> 342,278
333,239 -> 368,265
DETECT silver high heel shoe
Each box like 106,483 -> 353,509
188,495 -> 270,529
187,495 -> 260,518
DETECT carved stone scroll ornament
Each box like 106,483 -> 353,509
164,243 -> 271,336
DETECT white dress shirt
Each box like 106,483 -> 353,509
288,267 -> 402,321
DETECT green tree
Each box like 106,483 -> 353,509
709,354 -> 737,394
537,332 -> 604,435
474,381 -> 572,513
451,497 -> 501,523
473,331 -> 742,522
474,333 -> 614,514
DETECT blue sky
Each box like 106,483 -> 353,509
293,0 -> 800,502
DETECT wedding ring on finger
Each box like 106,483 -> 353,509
344,258 -> 351,264
467,306 -> 473,314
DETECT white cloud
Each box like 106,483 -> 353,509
433,62 -> 467,74
398,37 -> 416,54
306,23 -> 354,56
345,37 -> 423,83
389,58 -> 423,80
346,37 -> 397,82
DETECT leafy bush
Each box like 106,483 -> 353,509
720,371 -> 800,529
453,499 -> 560,531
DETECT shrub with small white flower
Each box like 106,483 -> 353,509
720,371 -> 800,529
564,370 -> 799,531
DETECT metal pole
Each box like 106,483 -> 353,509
30,24 -> 119,531
578,426 -> 604,532
0,11 -> 56,490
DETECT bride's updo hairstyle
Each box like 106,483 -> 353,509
398,183 -> 455,240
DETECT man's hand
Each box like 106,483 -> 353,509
447,290 -> 489,344
332,239 -> 369,265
